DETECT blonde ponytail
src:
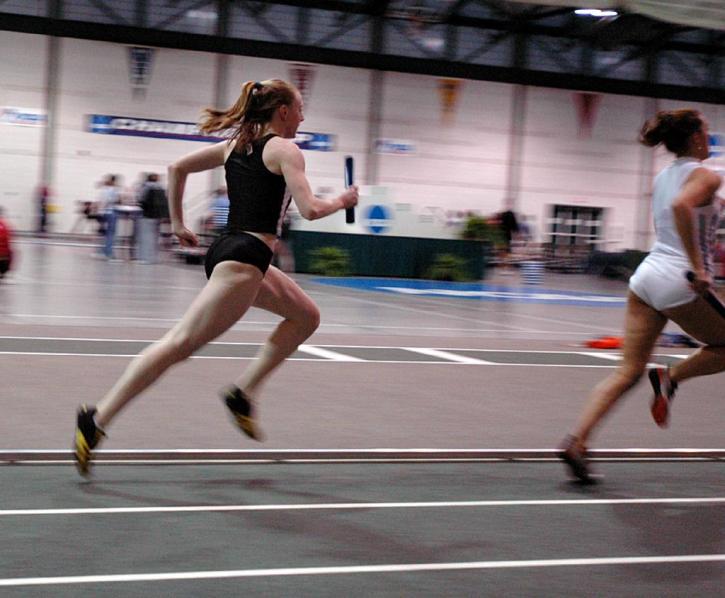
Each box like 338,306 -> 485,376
198,79 -> 297,148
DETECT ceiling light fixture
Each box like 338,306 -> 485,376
575,8 -> 619,17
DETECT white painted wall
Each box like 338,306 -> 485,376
0,31 -> 721,251
378,73 -> 511,212
518,88 -> 648,248
0,31 -> 46,231
52,39 -> 216,232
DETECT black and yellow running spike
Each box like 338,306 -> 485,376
221,386 -> 264,442
73,404 -> 106,476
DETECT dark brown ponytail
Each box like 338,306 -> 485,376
199,79 -> 298,148
638,109 -> 703,155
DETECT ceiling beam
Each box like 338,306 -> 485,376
1,11 -> 720,104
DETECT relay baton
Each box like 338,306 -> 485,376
344,156 -> 355,224
686,271 -> 725,319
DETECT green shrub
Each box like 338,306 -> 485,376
308,246 -> 351,277
461,215 -> 503,245
425,253 -> 473,282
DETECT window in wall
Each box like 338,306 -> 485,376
545,204 -> 605,272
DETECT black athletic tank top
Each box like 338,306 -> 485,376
224,133 -> 291,236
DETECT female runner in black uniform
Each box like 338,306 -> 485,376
74,79 -> 358,475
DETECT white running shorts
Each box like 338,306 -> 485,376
628,253 -> 696,311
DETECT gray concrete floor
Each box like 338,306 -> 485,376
1,239 -> 724,595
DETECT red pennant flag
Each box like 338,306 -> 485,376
438,78 -> 463,124
288,63 -> 317,107
572,92 -> 602,138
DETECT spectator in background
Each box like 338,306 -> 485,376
94,174 -> 122,260
517,215 -> 533,243
272,210 -> 295,273
499,209 -> 519,255
208,186 -> 230,235
0,206 -> 14,279
136,173 -> 168,264
69,201 -> 97,235
36,185 -> 50,235
495,209 -> 520,272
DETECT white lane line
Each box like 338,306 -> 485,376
4,458 -> 723,467
579,352 -> 686,366
0,352 -> 315,362
0,352 -> 142,358
578,352 -> 622,362
0,336 -> 258,345
403,347 -> 495,364
0,339 -> 684,366
3,280 -> 203,291
0,314 -> 607,335
2,313 -> 184,323
0,336 -> 689,356
7,458 -> 723,466
0,352 -> 621,367
296,345 -> 364,362
0,315 -> 276,327
2,554 -> 725,586
6,447 -> 725,455
0,352 -> 630,367
3,497 -> 725,516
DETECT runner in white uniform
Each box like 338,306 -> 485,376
629,157 -> 722,310
559,109 -> 724,483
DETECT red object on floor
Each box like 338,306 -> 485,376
585,336 -> 622,349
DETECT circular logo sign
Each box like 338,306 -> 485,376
364,204 -> 392,234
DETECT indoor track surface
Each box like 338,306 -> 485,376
1,240 -> 723,596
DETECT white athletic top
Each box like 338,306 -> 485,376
649,157 -> 722,275
629,158 -> 722,310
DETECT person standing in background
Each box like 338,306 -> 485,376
0,206 -> 13,279
272,210 -> 295,273
206,186 -> 230,236
137,173 -> 168,263
36,185 -> 50,236
94,174 -> 122,260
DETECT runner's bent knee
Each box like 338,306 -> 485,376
299,302 -> 320,336
616,365 -> 645,388
166,331 -> 198,361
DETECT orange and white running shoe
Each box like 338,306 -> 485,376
649,367 -> 677,428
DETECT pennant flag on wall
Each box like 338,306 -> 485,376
572,92 -> 602,138
288,63 -> 317,107
127,46 -> 156,100
438,78 -> 462,124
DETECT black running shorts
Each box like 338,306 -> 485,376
204,231 -> 274,279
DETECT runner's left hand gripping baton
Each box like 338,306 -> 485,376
686,271 -> 725,320
344,156 -> 355,224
